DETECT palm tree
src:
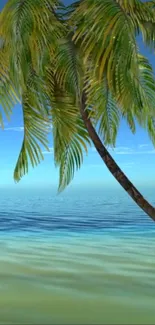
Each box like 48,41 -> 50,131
1,0 -> 155,220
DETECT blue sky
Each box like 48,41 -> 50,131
0,0 -> 155,190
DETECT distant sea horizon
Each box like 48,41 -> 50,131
0,186 -> 155,324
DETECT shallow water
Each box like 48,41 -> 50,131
0,187 -> 155,324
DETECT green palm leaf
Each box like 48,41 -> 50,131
55,35 -> 83,97
14,90 -> 50,181
85,74 -> 120,146
70,0 -> 139,94
127,54 -> 155,126
116,0 -> 155,49
58,117 -> 90,191
0,39 -> 20,127
14,64 -> 50,181
0,0 -> 64,87
46,80 -> 90,190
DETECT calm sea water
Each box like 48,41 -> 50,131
0,186 -> 155,324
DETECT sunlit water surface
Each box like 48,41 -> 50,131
0,187 -> 155,324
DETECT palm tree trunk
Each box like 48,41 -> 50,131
80,92 -> 155,221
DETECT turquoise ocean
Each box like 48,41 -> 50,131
0,186 -> 155,324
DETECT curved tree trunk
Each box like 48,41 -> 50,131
80,92 -> 155,222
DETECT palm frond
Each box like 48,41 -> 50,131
147,116 -> 155,147
85,74 -> 120,147
84,50 -> 155,144
55,35 -> 83,97
69,0 -> 139,97
0,0 -> 64,87
0,40 -> 20,127
14,72 -> 50,181
116,0 -> 155,49
46,80 -> 90,191
58,117 -> 90,191
14,96 -> 50,181
127,54 -> 155,123
122,110 -> 136,134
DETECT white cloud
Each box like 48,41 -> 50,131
121,162 -> 135,168
91,145 -> 155,155
4,124 -> 53,132
111,147 -> 155,155
139,144 -> 150,149
92,146 -> 134,155
42,147 -> 53,154
91,146 -> 133,154
110,146 -> 134,155
87,163 -> 102,168
141,150 -> 155,154
4,126 -> 24,132
87,161 -> 135,169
